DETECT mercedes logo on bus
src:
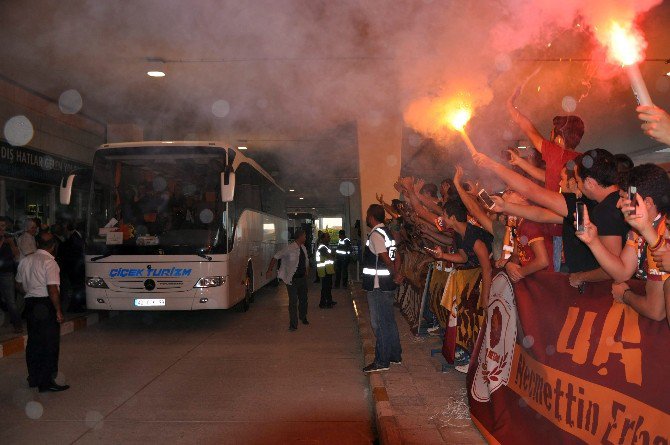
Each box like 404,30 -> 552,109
144,279 -> 156,291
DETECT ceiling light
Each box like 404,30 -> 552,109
289,189 -> 295,192
147,71 -> 165,77
238,146 -> 247,150
299,197 -> 304,200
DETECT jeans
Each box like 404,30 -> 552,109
0,272 -> 22,328
286,276 -> 308,328
367,288 -> 402,366
320,275 -> 333,306
25,298 -> 60,387
334,257 -> 349,287
552,236 -> 563,273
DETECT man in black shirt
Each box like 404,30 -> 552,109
473,149 -> 628,287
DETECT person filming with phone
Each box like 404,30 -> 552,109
473,149 -> 628,289
574,164 -> 670,325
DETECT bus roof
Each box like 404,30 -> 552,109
97,141 -> 283,191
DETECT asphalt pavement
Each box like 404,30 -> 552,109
0,283 -> 374,445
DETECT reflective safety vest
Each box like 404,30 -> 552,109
316,244 -> 335,277
362,225 -> 397,292
336,238 -> 352,257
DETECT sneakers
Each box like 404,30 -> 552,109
362,363 -> 390,373
390,359 -> 402,365
288,325 -> 297,331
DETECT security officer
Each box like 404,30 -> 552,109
361,204 -> 403,373
313,230 -> 323,283
334,230 -> 352,289
316,232 -> 336,308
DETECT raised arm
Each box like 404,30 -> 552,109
507,88 -> 546,153
403,178 -> 441,225
491,196 -> 563,225
474,239 -> 493,307
508,150 -> 545,184
453,166 -> 493,235
473,153 -> 567,217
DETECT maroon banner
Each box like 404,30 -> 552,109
467,271 -> 670,445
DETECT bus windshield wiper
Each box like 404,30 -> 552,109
91,252 -> 114,262
196,251 -> 212,261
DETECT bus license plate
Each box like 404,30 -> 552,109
134,298 -> 166,307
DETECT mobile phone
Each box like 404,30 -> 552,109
628,186 -> 637,216
435,216 -> 446,232
500,149 -> 512,161
478,189 -> 496,210
461,182 -> 472,192
576,202 -> 586,232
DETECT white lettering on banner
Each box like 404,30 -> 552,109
471,272 -> 517,402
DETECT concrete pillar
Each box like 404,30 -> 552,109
107,123 -> 143,143
356,114 -> 403,239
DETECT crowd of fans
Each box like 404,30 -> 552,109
0,217 -> 86,332
376,97 -> 670,371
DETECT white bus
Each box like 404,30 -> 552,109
60,141 -> 287,311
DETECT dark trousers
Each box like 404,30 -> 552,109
286,276 -> 308,328
334,257 -> 349,287
367,289 -> 402,366
320,274 -> 333,306
25,298 -> 60,387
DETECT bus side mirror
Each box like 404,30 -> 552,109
221,170 -> 235,202
60,174 -> 76,205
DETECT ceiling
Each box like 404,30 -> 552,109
1,0 -> 669,215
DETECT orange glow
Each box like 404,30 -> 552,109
605,21 -> 646,66
445,105 -> 472,132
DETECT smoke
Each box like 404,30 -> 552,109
402,0 -> 662,149
0,0 -> 664,152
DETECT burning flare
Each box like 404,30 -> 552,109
605,21 -> 646,67
599,20 -> 653,106
446,107 -> 472,132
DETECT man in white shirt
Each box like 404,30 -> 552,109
267,229 -> 310,331
17,219 -> 37,260
16,233 -> 70,393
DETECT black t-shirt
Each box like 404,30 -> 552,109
454,223 -> 493,268
562,192 -> 628,273
293,246 -> 306,279
591,192 -> 629,245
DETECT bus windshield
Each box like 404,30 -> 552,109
86,146 -> 228,256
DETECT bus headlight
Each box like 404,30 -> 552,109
194,276 -> 225,288
86,277 -> 109,288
